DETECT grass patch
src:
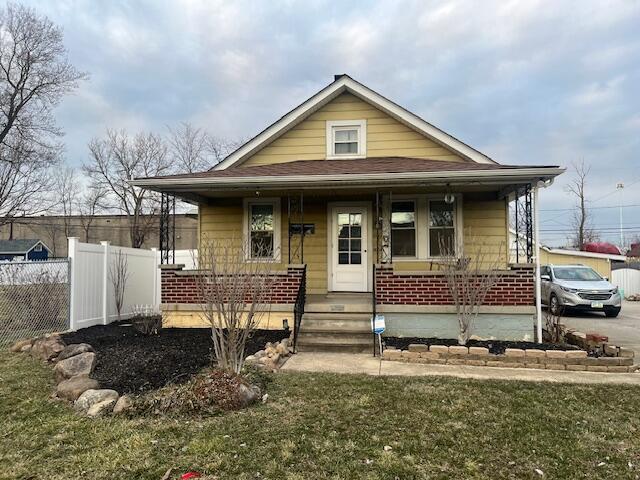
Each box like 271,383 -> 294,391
2,351 -> 640,479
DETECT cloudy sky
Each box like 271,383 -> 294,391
22,0 -> 640,247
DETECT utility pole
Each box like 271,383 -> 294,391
617,182 -> 624,249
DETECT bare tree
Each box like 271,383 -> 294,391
167,122 -> 212,173
77,185 -> 105,243
195,240 -> 278,374
54,166 -> 79,239
205,135 -> 243,167
167,121 -> 243,172
109,250 -> 130,321
0,3 -> 86,223
565,160 -> 598,249
439,237 -> 505,345
83,129 -> 171,248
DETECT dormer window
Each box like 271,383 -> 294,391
326,120 -> 366,159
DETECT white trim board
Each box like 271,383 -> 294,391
214,75 -> 497,170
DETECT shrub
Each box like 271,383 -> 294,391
131,305 -> 162,335
130,369 -> 261,417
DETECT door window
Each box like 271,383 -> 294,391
337,212 -> 362,265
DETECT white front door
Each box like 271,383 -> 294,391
330,205 -> 369,292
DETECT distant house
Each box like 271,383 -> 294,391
0,239 -> 51,261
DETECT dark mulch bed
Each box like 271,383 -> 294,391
383,336 -> 581,355
61,324 -> 289,394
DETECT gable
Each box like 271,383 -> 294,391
242,93 -> 465,167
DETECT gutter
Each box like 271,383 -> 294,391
131,167 -> 566,189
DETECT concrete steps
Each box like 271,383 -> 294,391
296,295 -> 375,353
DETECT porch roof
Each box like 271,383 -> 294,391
132,157 -> 564,198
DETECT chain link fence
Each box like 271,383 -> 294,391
0,259 -> 70,348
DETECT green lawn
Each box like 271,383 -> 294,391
2,352 -> 640,479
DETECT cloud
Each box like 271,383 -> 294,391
20,0 -> 640,245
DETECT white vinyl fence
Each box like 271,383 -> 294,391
68,237 -> 197,330
612,268 -> 640,298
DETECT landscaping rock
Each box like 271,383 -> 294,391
87,398 -> 117,417
9,338 -> 33,353
237,383 -> 261,408
31,335 -> 65,361
275,342 -> 289,356
57,343 -> 94,362
54,352 -> 96,383
75,389 -> 119,412
56,375 -> 100,401
112,395 -> 133,414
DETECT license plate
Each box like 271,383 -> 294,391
591,302 -> 604,309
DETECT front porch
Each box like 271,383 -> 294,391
133,157 -> 561,348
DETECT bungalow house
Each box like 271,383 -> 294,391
0,239 -> 50,261
133,75 -> 564,351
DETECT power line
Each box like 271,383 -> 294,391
541,203 -> 640,212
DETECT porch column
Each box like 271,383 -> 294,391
533,185 -> 543,343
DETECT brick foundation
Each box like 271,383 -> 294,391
160,264 -> 305,304
375,265 -> 534,306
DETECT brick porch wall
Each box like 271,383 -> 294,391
160,265 -> 305,304
375,265 -> 534,306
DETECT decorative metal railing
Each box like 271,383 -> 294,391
292,264 -> 307,353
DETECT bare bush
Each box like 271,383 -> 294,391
543,305 -> 564,344
196,240 -> 278,374
109,250 -> 130,321
131,304 -> 162,335
439,237 -> 505,345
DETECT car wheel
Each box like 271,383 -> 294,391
549,294 -> 561,316
605,307 -> 621,318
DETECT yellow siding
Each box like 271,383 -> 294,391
540,251 -> 611,278
199,198 -> 329,295
199,194 -> 510,292
163,309 -> 293,330
463,198 -> 509,268
243,92 -> 464,166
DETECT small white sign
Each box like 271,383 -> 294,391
372,314 -> 386,334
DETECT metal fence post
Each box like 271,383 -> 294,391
67,237 -> 79,331
101,241 -> 110,325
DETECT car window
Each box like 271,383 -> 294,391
541,266 -> 550,277
552,267 -> 602,281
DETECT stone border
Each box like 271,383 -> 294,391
382,344 -> 637,373
10,335 -> 131,416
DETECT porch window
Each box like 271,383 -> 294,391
244,198 -> 281,260
326,120 -> 366,159
391,201 -> 416,257
428,199 -> 456,257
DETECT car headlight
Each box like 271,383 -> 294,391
560,286 -> 578,293
610,287 -> 619,294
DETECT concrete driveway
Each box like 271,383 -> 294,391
562,301 -> 640,361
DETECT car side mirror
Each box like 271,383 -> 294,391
604,276 -> 609,281
541,274 -> 551,281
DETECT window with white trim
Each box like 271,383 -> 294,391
428,199 -> 456,257
391,201 -> 416,257
33,244 -> 43,252
245,199 -> 281,260
326,120 -> 366,158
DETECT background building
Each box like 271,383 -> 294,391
0,214 -> 198,257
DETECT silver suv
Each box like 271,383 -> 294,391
541,264 -> 622,318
